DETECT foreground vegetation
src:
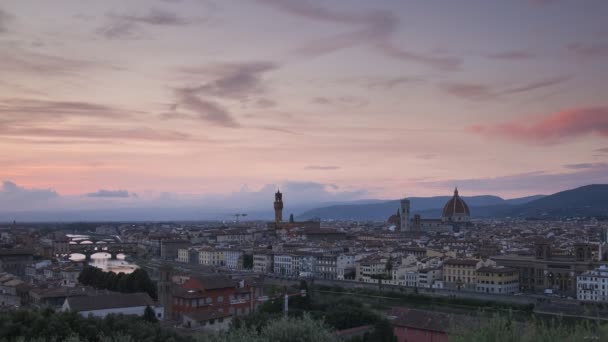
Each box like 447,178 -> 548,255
452,315 -> 608,342
0,309 -> 188,342
315,284 -> 535,313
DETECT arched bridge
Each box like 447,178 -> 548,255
69,243 -> 138,260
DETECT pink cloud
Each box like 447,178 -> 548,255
468,107 -> 608,144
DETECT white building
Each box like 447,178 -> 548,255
337,254 -> 356,280
62,293 -> 164,319
177,248 -> 190,263
577,265 -> 608,302
273,254 -> 294,276
182,310 -> 232,332
404,271 -> 418,287
417,267 -> 442,288
224,250 -> 243,270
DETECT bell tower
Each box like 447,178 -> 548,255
274,190 -> 284,225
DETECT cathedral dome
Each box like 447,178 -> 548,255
442,188 -> 470,221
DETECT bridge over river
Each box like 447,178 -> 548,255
69,243 -> 138,260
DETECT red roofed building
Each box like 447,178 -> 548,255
170,274 -> 264,320
389,307 -> 450,342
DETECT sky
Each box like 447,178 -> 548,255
0,0 -> 607,215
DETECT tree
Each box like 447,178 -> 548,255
77,266 -> 157,300
364,319 -> 396,342
143,306 -> 158,323
243,254 -> 254,269
206,314 -> 336,342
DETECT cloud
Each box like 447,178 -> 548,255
256,98 -> 276,108
439,83 -> 494,100
0,98 -> 190,142
96,20 -> 140,40
468,106 -> 608,144
0,125 -> 191,142
305,165 -> 341,170
501,76 -> 570,95
311,96 -> 367,107
0,180 -> 58,204
420,163 -> 608,195
363,76 -> 425,90
172,91 -> 238,127
567,43 -> 608,59
0,98 -> 128,123
86,189 -> 133,198
97,8 -> 195,39
256,0 -> 461,71
486,50 -> 535,60
595,147 -> 608,154
440,76 -> 570,100
564,163 -> 597,169
168,61 -> 279,127
0,44 -> 119,77
180,62 -> 278,99
0,8 -> 14,33
112,8 -> 191,26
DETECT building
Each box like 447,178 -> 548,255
62,293 -> 163,319
417,267 -> 442,289
442,188 -> 470,223
493,241 -> 598,294
268,191 -> 321,232
171,275 -> 262,320
314,254 -> 337,280
182,310 -> 232,332
199,249 -> 225,267
399,197 -> 410,232
577,265 -> 608,302
356,255 -> 388,283
0,249 -> 34,276
394,188 -> 470,233
389,308 -> 450,342
274,190 -> 283,225
273,254 -> 294,277
475,266 -> 519,294
337,254 -> 356,280
178,247 -> 200,264
224,250 -> 243,270
160,240 -> 189,261
442,258 -> 495,290
52,236 -> 70,256
253,251 -> 273,274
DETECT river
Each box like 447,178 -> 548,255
66,234 -> 138,274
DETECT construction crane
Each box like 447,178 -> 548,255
233,213 -> 248,223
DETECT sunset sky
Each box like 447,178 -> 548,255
1,0 -> 607,213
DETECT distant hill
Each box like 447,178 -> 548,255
297,194 -> 543,221
298,185 -> 608,221
505,184 -> 608,218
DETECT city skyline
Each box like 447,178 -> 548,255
1,0 -> 608,213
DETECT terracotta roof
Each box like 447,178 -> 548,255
389,308 -> 451,333
442,188 -> 470,218
190,275 -> 235,290
443,258 -> 478,266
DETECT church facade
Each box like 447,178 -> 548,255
393,188 -> 471,233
